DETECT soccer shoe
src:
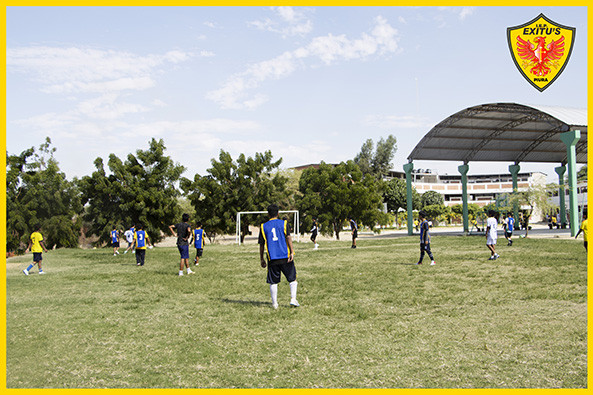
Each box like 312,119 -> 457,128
39,271 -> 46,274
494,253 -> 500,259
178,271 -> 184,276
272,303 -> 279,309
430,261 -> 436,266
290,299 -> 300,307
416,262 -> 422,265
187,269 -> 195,275
124,250 -> 128,254
488,256 -> 495,260
113,253 -> 117,256
22,269 -> 29,276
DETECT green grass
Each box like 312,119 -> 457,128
6,236 -> 587,388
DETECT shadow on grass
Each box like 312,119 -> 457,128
221,298 -> 271,307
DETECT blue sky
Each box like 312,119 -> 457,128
6,6 -> 588,182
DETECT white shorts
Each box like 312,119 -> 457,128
487,235 -> 497,245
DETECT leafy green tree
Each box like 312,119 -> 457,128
422,204 -> 449,226
6,138 -> 82,252
421,190 -> 444,208
79,138 -> 185,245
297,161 -> 384,240
181,150 -> 288,242
506,183 -> 559,237
383,177 -> 421,223
353,135 -> 397,179
577,165 -> 587,181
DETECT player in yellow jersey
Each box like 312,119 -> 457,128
23,224 -> 48,275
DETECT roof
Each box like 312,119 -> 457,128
408,103 -> 587,164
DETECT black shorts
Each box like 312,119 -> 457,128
195,248 -> 203,257
112,241 -> 120,247
505,231 -> 513,238
33,252 -> 43,262
267,260 -> 297,284
352,230 -> 358,239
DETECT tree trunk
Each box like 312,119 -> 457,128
333,222 -> 341,241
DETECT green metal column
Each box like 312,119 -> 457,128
560,130 -> 581,236
555,165 -> 567,228
509,163 -> 520,221
458,163 -> 469,234
404,162 -> 414,236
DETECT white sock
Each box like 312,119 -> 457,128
179,270 -> 183,275
270,283 -> 278,305
290,281 -> 298,300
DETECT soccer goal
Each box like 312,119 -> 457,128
236,210 -> 300,245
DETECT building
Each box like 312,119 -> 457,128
385,169 -> 547,208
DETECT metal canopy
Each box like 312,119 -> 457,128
408,103 -> 587,164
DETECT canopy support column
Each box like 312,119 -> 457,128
560,130 -> 581,236
404,162 -> 414,236
458,163 -> 469,235
509,163 -> 521,221
555,165 -> 567,228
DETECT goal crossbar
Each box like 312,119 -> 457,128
236,210 -> 300,245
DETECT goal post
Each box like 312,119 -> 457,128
236,210 -> 300,245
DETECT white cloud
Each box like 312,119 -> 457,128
208,16 -> 400,110
76,93 -> 149,120
6,46 -> 192,94
249,6 -> 313,37
436,7 -> 476,26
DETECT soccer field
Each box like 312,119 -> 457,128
6,236 -> 587,388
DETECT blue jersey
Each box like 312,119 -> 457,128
135,230 -> 147,249
111,230 -> 118,243
419,220 -> 430,244
507,217 -> 515,232
261,219 -> 291,261
193,228 -> 204,249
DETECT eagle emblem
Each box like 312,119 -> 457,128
507,14 -> 576,92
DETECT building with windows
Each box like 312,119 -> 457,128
385,169 -> 547,207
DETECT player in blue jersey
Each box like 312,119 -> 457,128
504,212 -> 515,246
189,221 -> 205,266
349,216 -> 358,248
111,227 -> 121,256
417,210 -> 436,265
259,204 -> 299,309
134,223 -> 151,266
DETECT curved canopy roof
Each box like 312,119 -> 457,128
408,103 -> 587,164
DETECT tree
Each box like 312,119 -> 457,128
181,150 -> 288,243
353,135 -> 397,179
507,183 -> 559,237
297,161 -> 384,240
383,177 -> 421,223
421,190 -> 444,208
577,165 -> 587,181
79,138 -> 185,245
422,204 -> 450,226
6,138 -> 82,252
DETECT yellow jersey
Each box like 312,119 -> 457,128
30,231 -> 44,253
580,219 -> 588,242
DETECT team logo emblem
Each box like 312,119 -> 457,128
507,14 -> 576,92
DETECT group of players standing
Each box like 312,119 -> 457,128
110,216 -> 205,275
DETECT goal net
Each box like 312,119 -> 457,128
236,210 -> 300,245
